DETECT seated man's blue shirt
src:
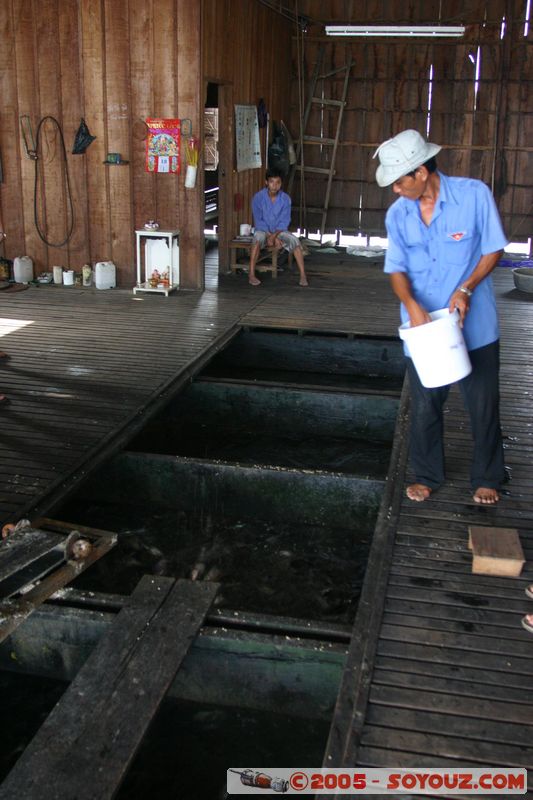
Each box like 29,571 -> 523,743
384,172 -> 508,351
252,188 -> 291,232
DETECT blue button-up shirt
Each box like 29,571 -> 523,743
384,172 -> 508,351
252,188 -> 291,232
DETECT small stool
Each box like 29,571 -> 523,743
229,239 -> 293,279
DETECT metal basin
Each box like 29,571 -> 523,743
513,266 -> 533,293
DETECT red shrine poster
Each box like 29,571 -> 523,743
145,118 -> 181,173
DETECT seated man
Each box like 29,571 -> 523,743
249,168 -> 308,287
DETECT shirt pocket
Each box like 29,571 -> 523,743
404,218 -> 428,273
443,230 -> 474,265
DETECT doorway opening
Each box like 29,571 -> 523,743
204,82 -> 219,287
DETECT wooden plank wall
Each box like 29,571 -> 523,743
290,0 -> 533,243
0,0 -> 291,287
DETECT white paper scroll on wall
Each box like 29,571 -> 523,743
235,104 -> 262,172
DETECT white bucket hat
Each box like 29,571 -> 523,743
373,129 -> 442,187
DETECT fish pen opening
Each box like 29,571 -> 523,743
0,328 -> 406,798
56,329 -> 405,624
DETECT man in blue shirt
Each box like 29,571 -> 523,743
249,169 -> 308,287
374,129 -> 507,505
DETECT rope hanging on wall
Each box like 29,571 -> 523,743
33,116 -> 74,248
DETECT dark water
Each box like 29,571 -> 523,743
0,672 -> 67,778
60,500 -> 370,625
117,699 -> 328,799
0,672 -> 328,799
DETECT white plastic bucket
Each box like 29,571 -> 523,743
14,256 -> 33,284
399,308 -> 472,388
95,261 -> 116,290
63,269 -> 75,286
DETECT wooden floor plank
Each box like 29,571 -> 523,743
370,684 -> 533,725
361,721 -> 533,765
372,665 -> 533,705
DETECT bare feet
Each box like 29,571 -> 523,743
0,394 -> 9,405
473,487 -> 500,504
521,614 -> 533,634
1,523 -> 15,539
406,483 -> 432,502
299,277 -> 309,287
0,351 -> 8,360
248,276 -> 261,286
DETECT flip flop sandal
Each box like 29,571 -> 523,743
521,614 -> 533,634
526,585 -> 533,600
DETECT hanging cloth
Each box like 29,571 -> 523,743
72,118 -> 96,154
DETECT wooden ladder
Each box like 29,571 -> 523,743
289,49 -> 353,240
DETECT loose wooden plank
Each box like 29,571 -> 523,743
0,576 -> 218,800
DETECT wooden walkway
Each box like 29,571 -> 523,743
0,257 -> 532,786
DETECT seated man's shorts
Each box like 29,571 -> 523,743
253,230 -> 300,253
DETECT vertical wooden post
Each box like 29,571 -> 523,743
0,1 -> 26,258
216,82 -> 233,273
177,0 -> 204,289
104,0 -> 134,286
81,0 -> 111,267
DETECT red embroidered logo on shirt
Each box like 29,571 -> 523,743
448,231 -> 466,240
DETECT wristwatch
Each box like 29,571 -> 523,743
457,285 -> 473,297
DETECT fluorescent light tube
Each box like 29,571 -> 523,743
325,25 -> 465,37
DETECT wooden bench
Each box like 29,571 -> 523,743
0,575 -> 218,800
229,238 -> 293,279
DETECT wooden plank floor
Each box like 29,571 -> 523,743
1,255 -> 532,786
0,279 -> 262,524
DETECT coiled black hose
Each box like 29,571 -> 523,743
34,116 -> 74,247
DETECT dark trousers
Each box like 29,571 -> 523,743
406,340 -> 505,490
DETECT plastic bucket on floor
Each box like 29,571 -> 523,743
399,308 -> 472,388
14,256 -> 33,284
95,261 -> 116,290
